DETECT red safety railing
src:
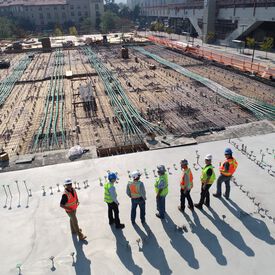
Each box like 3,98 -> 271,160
147,35 -> 275,80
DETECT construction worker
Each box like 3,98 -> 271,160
60,178 -> 86,240
178,159 -> 194,212
104,172 -> 125,229
195,154 -> 216,210
155,165 -> 168,219
213,148 -> 238,200
126,171 -> 146,224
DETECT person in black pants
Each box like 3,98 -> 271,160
195,154 -> 216,210
104,172 -> 125,229
178,159 -> 194,212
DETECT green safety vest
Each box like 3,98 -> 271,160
104,182 -> 114,203
155,172 -> 168,196
200,165 -> 216,184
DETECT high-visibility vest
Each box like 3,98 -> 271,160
104,182 -> 114,203
129,181 -> 142,198
180,168 -> 193,190
155,172 -> 168,197
64,189 -> 78,212
219,158 -> 238,176
201,165 -> 216,184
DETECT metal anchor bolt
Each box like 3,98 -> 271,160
56,183 -> 60,192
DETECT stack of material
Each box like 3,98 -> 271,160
121,47 -> 129,59
40,37 -> 51,49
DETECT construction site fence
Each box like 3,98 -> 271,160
147,36 -> 275,80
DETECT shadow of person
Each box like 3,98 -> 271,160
184,211 -> 227,265
111,226 -> 143,275
72,235 -> 91,275
221,198 -> 275,245
203,207 -> 254,256
161,213 -> 199,269
132,223 -> 172,275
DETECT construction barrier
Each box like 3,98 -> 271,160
147,36 -> 275,80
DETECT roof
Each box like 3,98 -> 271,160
1,132 -> 275,274
0,0 -> 66,7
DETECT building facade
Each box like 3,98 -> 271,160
129,0 -> 275,44
0,0 -> 104,30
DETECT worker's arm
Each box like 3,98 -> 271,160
109,186 -> 119,204
126,184 -> 131,198
203,168 -> 213,189
140,182 -> 146,200
60,194 -> 71,211
157,179 -> 165,197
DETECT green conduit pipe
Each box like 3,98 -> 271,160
82,47 -> 164,141
0,55 -> 32,106
133,47 -> 275,121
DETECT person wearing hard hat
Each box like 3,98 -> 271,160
60,178 -> 87,240
104,172 -> 125,229
213,148 -> 238,200
178,159 -> 194,212
195,154 -> 216,210
126,171 -> 146,224
155,165 -> 168,219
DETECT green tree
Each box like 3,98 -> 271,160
260,37 -> 274,58
54,27 -> 63,36
100,10 -> 119,33
246,37 -> 255,54
79,18 -> 93,34
132,5 -> 140,21
69,26 -> 78,36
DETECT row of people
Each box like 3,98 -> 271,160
60,148 -> 238,240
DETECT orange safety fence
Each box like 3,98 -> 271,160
147,35 -> 275,80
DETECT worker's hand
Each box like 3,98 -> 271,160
202,184 -> 207,190
156,194 -> 160,198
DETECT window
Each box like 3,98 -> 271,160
47,13 -> 51,18
78,11 -> 82,16
95,4 -> 99,10
39,13 -> 43,19
71,11 -> 75,16
70,5 -> 74,10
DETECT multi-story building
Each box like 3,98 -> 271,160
129,0 -> 275,44
0,0 -> 104,30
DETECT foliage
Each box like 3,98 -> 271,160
260,37 -> 274,58
150,22 -> 164,32
79,18 -> 93,34
246,37 -> 255,49
54,27 -> 63,36
69,26 -> 78,36
100,10 -> 119,33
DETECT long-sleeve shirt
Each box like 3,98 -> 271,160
126,181 -> 146,200
109,185 -> 119,204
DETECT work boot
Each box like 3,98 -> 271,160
188,205 -> 194,211
223,194 -> 229,200
155,213 -> 164,219
116,224 -> 125,229
204,202 -> 210,208
213,193 -> 221,198
178,206 -> 184,212
109,220 -> 115,225
79,233 -> 87,241
194,203 -> 203,210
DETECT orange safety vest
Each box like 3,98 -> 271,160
180,168 -> 193,190
64,189 -> 78,212
219,158 -> 238,176
129,181 -> 141,198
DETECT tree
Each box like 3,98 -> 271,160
69,26 -> 78,36
119,5 -> 131,19
132,5 -> 140,21
54,27 -> 63,36
100,10 -> 119,33
260,37 -> 274,59
79,18 -> 93,34
246,37 -> 255,54
105,2 -> 120,15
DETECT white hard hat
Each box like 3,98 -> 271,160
131,171 -> 141,180
64,178 -> 73,185
205,154 -> 212,160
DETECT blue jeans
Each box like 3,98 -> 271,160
156,195 -> 166,218
131,198 -> 146,223
216,174 -> 231,198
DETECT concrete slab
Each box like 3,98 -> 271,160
0,134 -> 275,275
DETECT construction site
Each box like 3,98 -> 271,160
0,34 -> 274,162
